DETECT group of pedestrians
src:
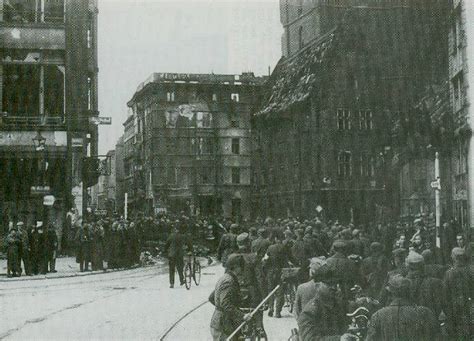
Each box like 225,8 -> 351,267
3,221 -> 58,277
75,217 -> 140,272
209,216 -> 473,341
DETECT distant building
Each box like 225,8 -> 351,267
115,135 -> 125,215
0,0 -> 99,235
125,72 -> 266,220
252,1 -> 448,222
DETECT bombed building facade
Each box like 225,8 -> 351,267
125,73 -> 266,221
0,0 -> 99,237
251,0 -> 449,223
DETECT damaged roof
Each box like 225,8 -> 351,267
256,29 -> 337,117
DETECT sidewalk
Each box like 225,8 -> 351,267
0,256 -> 167,282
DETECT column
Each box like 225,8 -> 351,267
465,1 -> 474,228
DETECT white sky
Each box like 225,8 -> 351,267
98,0 -> 283,154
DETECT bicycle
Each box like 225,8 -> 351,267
281,267 -> 299,314
184,252 -> 201,290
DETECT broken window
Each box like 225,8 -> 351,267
231,138 -> 240,154
232,167 -> 241,184
44,65 -> 65,117
3,0 -> 64,23
3,64 -> 40,117
231,93 -> 240,102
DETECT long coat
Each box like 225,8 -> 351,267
406,270 -> 445,318
209,271 -> 245,337
217,233 -> 237,266
164,231 -> 189,259
443,264 -> 473,338
366,298 -> 438,341
297,285 -> 346,341
294,280 -> 322,319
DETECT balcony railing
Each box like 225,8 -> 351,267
2,7 -> 64,25
0,115 -> 65,128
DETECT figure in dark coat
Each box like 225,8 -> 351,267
443,247 -> 473,339
5,229 -> 21,277
76,223 -> 91,272
164,225 -> 191,288
209,254 -> 249,340
326,241 -> 358,300
297,265 -> 346,341
46,226 -> 58,273
217,224 -> 239,267
366,275 -> 438,341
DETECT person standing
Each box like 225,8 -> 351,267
29,222 -> 41,275
209,254 -> 250,340
294,257 -> 326,319
164,223 -> 189,288
46,225 -> 58,273
17,222 -> 31,276
5,228 -> 21,277
217,223 -> 239,267
443,247 -> 473,339
76,223 -> 91,272
366,275 -> 438,341
263,231 -> 289,318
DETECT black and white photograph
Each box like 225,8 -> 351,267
0,0 -> 473,340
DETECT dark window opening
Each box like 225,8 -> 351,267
232,168 -> 240,184
3,64 -> 40,117
231,138 -> 240,154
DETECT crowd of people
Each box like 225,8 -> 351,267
209,216 -> 473,341
3,221 -> 58,277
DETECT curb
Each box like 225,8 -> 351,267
0,264 -> 158,283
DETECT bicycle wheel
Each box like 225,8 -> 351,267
193,261 -> 201,286
184,263 -> 192,290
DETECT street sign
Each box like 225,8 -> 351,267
89,117 -> 112,125
31,186 -> 51,195
316,205 -> 323,213
72,138 -> 83,147
43,195 -> 55,206
430,178 -> 441,190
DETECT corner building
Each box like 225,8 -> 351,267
0,0 -> 99,237
252,0 -> 448,222
126,73 -> 265,221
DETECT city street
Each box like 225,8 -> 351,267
0,263 -> 296,340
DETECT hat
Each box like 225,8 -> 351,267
311,264 -> 333,282
17,221 -> 24,227
230,224 -> 239,233
352,229 -> 360,237
257,228 -> 266,236
388,274 -> 411,294
305,226 -> 313,235
309,256 -> 327,275
332,240 -> 346,252
225,254 -> 244,271
284,230 -> 293,238
236,233 -> 249,245
36,221 -> 43,228
406,251 -> 424,269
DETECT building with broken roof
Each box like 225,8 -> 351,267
126,72 -> 266,220
251,1 -> 449,222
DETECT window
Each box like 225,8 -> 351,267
232,199 -> 241,221
231,118 -> 240,128
201,168 -> 212,184
231,138 -> 240,154
167,91 -> 175,102
87,76 -> 92,110
231,93 -> 240,102
338,151 -> 352,178
232,168 -> 240,184
196,112 -> 212,128
298,26 -> 304,49
212,93 -> 218,102
452,73 -> 464,112
337,109 -> 351,131
358,110 -> 373,130
452,6 -> 462,55
198,137 -> 213,155
87,29 -> 92,49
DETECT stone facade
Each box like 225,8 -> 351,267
125,73 -> 265,221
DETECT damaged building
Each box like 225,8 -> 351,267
124,73 -> 266,221
252,0 -> 448,223
0,0 -> 99,240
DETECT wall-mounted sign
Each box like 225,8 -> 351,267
31,186 -> 51,195
89,117 -> 112,125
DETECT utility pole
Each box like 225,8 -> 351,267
435,151 -> 441,248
